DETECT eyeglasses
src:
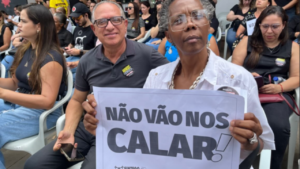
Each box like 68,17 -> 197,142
72,15 -> 83,21
94,16 -> 124,28
127,7 -> 133,10
169,9 -> 209,32
259,23 -> 282,32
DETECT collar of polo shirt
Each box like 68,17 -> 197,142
96,38 -> 136,60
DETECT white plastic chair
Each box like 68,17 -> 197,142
216,12 -> 231,35
0,30 -> 15,56
216,26 -> 222,42
223,22 -> 232,59
2,70 -> 73,155
1,63 -> 6,78
137,28 -> 151,43
56,114 -> 83,169
287,87 -> 300,169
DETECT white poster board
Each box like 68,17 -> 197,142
94,88 -> 245,169
246,18 -> 257,36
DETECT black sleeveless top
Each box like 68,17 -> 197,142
243,37 -> 292,84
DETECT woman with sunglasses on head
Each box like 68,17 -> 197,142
126,2 -> 145,41
236,0 -> 272,38
0,4 -> 67,169
226,0 -> 255,53
232,6 -> 299,169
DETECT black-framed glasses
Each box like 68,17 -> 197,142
94,16 -> 124,28
127,7 -> 133,10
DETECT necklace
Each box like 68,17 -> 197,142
267,43 -> 280,53
169,49 -> 210,90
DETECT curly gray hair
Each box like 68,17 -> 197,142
158,0 -> 215,32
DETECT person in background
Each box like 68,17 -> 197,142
288,13 -> 300,42
49,0 -> 69,15
87,0 -> 91,7
54,12 -> 73,47
0,11 -> 13,31
236,0 -> 272,38
141,1 -> 156,32
89,1 -> 96,12
232,6 -> 299,169
208,0 -> 219,37
0,4 -> 67,169
272,0 -> 298,21
36,0 -> 50,8
145,1 -> 164,50
0,12 -> 12,60
226,0 -> 255,53
158,34 -> 220,62
126,2 -> 145,41
6,5 -> 22,32
66,3 -> 97,82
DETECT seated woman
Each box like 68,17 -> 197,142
232,6 -> 299,169
141,1 -> 156,32
208,0 -> 219,37
0,12 -> 12,60
226,0 -> 255,53
82,0 -> 275,168
158,34 -> 220,62
126,2 -> 145,41
288,13 -> 300,43
53,12 -> 73,47
0,4 -> 67,169
236,0 -> 271,38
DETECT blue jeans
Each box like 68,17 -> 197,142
226,28 -> 237,53
1,55 -> 14,78
145,38 -> 161,50
66,56 -> 80,84
0,99 -> 61,169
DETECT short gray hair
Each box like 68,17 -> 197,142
92,1 -> 126,23
159,0 -> 215,32
53,12 -> 66,25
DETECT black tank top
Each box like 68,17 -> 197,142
243,37 -> 292,84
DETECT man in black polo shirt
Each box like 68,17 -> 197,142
65,2 -> 97,82
24,1 -> 168,169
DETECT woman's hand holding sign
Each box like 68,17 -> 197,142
82,94 -> 98,136
230,113 -> 263,151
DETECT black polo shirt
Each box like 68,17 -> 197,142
75,38 -> 169,91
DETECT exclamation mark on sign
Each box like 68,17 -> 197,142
211,133 -> 233,162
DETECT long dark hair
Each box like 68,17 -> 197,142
238,0 -> 255,10
246,6 -> 288,68
129,2 -> 140,30
11,4 -> 67,94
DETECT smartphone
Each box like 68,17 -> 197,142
255,76 -> 264,88
60,143 -> 84,162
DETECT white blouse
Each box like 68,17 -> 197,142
143,49 -> 275,162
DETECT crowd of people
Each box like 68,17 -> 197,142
0,0 -> 299,169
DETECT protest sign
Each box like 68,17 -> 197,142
246,18 -> 257,36
94,88 -> 245,169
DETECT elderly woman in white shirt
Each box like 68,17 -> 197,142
82,0 -> 275,167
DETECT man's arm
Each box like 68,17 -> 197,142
64,89 -> 89,135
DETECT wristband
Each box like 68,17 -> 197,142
279,84 -> 283,93
80,50 -> 83,56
